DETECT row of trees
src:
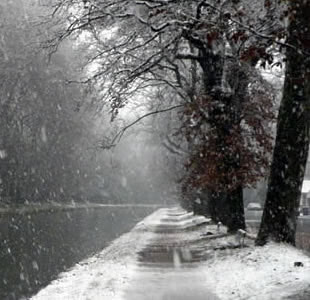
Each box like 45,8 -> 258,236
0,0 -> 96,204
45,0 -> 309,245
0,0 -> 178,206
0,1 -> 119,205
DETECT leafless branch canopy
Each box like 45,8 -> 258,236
46,0 -> 286,119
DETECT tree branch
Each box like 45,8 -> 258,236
100,104 -> 184,149
175,52 -> 201,60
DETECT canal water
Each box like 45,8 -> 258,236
0,205 -> 156,300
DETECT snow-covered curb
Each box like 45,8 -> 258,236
31,209 -> 163,300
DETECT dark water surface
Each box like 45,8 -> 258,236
0,204 -> 157,300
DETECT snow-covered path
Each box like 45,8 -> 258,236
31,207 -> 310,300
31,207 -> 218,300
122,208 -> 219,300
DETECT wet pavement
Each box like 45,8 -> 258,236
30,207 -> 310,299
122,207 -> 221,299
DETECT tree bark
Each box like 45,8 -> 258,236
225,186 -> 245,232
198,50 -> 246,233
256,0 -> 310,245
208,191 -> 227,223
208,188 -> 245,232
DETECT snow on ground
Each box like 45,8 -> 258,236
31,209 -> 164,300
203,242 -> 310,300
31,207 -> 310,300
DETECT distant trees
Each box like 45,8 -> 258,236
0,0 -> 107,205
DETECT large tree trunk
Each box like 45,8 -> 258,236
256,0 -> 310,245
209,188 -> 245,232
225,186 -> 245,232
199,51 -> 246,233
208,191 -> 228,223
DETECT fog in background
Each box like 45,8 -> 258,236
0,0 -> 182,208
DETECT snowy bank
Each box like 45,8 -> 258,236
31,207 -> 310,300
30,209 -> 163,300
204,242 -> 310,299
